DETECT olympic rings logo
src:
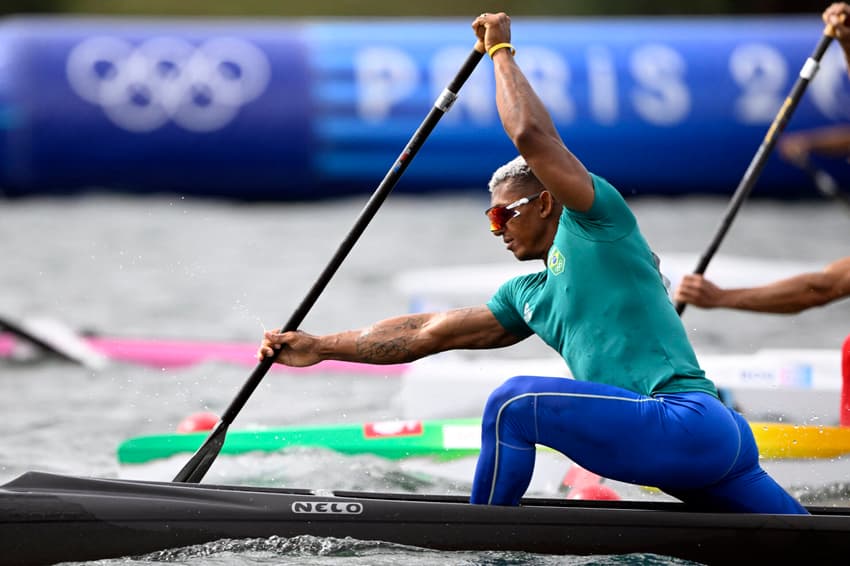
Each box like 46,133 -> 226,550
66,36 -> 271,133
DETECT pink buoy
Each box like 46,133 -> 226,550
177,412 -> 219,433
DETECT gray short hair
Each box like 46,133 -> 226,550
487,155 -> 541,193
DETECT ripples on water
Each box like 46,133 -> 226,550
3,193 -> 849,565
95,536 -> 695,566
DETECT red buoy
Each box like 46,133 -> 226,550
841,334 -> 850,427
177,411 -> 219,433
566,483 -> 622,501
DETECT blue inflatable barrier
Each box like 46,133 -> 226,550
0,15 -> 848,200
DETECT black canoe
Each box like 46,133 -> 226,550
3,471 -> 850,566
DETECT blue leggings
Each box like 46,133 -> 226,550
470,375 -> 808,514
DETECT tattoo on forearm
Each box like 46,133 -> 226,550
355,317 -> 422,363
359,337 -> 414,362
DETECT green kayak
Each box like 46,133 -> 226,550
118,418 -> 483,464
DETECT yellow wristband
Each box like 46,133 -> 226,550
487,42 -> 516,58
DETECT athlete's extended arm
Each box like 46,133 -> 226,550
473,13 -> 594,212
673,256 -> 850,313
779,125 -> 850,163
257,305 -> 522,366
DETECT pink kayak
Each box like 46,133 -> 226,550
0,332 -> 409,375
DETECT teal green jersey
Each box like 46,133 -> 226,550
487,173 -> 718,398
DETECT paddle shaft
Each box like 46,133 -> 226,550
174,48 -> 485,483
675,31 -> 834,315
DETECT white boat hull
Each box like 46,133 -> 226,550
395,349 -> 844,425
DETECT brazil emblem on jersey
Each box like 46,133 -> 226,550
547,246 -> 565,275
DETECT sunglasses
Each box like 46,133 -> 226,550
484,192 -> 542,232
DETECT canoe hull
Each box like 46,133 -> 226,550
3,472 -> 850,565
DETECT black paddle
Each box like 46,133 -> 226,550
675,29 -> 836,316
174,47 -> 485,483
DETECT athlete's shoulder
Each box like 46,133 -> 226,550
499,269 -> 547,295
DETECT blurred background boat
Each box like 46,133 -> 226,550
117,414 -> 850,466
0,318 -> 408,375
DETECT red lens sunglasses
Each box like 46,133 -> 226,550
484,192 -> 542,232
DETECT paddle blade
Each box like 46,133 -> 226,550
172,421 -> 229,483
0,316 -> 108,370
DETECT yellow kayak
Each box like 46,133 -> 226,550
751,422 -> 850,459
